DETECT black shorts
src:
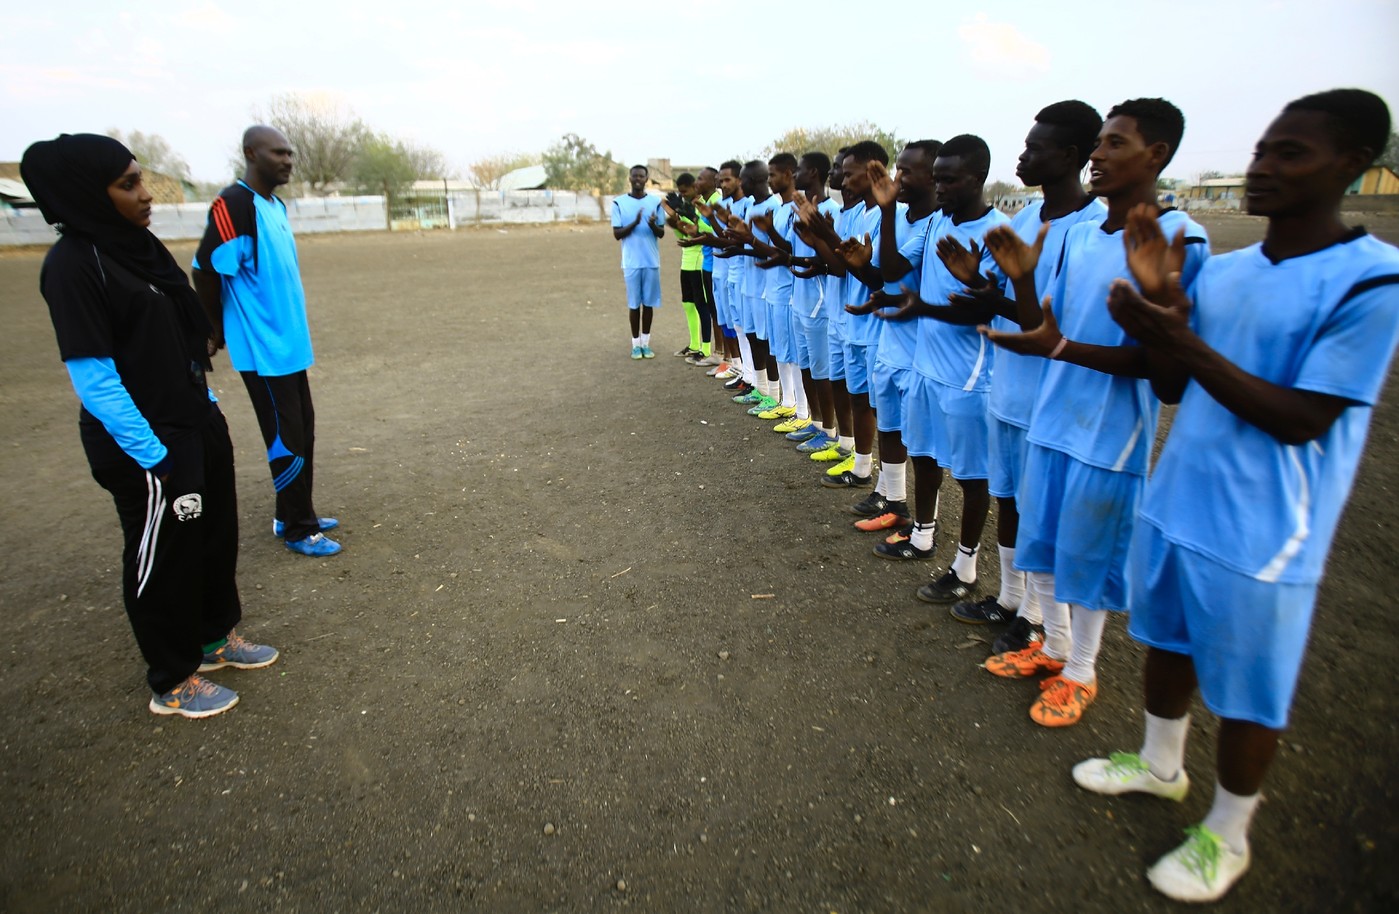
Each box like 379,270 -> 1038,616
680,269 -> 704,305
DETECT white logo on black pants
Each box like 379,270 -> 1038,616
172,494 -> 203,521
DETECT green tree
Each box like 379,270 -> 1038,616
469,151 -> 541,190
253,92 -> 369,194
542,133 -> 627,216
350,134 -> 419,198
105,128 -> 190,181
762,121 -> 906,162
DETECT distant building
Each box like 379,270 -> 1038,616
1348,165 -> 1399,195
0,161 -> 186,208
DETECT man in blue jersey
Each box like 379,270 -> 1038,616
873,136 -> 1008,608
193,125 -> 341,558
980,100 -> 1210,731
1073,89 -> 1399,903
779,152 -> 842,446
729,160 -> 783,413
843,140 -> 942,530
611,164 -> 666,359
944,103 -> 1106,658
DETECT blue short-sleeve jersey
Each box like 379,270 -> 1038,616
872,204 -> 933,370
765,200 -> 798,305
843,202 -> 886,344
913,206 -> 1010,390
742,194 -> 778,299
1028,210 -> 1209,474
193,181 -> 312,376
787,197 -> 840,319
726,196 -> 751,286
611,193 -> 665,269
990,199 -> 1108,428
823,202 -> 863,323
1141,233 -> 1399,583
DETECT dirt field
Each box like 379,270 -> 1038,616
2,213 -> 1397,913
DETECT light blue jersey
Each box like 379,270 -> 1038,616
1141,232 -> 1399,583
990,199 -> 1108,428
902,206 -> 1010,390
842,201 -> 885,345
726,196 -> 751,287
872,204 -> 930,370
611,193 -> 665,269
196,182 -> 312,376
788,197 -> 841,319
742,194 -> 778,299
1028,210 -> 1209,474
823,202 -> 862,325
765,200 -> 797,305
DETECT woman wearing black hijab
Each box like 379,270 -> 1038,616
23,134 -> 278,719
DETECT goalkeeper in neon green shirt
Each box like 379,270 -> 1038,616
663,173 -> 716,362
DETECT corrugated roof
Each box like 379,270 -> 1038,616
499,164 -> 547,191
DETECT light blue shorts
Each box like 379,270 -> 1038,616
623,268 -> 661,310
987,416 -> 1030,500
741,293 -> 766,338
767,298 -> 794,362
872,361 -> 912,433
827,324 -> 848,381
799,313 -> 829,378
901,373 -> 989,479
1014,444 -> 1141,612
843,341 -> 878,396
1127,521 -> 1317,729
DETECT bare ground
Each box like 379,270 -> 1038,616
0,214 -> 1396,913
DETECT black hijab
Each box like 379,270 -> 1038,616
21,133 -> 212,355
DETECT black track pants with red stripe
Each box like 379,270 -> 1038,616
88,409 -> 242,695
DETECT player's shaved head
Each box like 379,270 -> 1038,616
938,134 -> 991,178
1284,88 -> 1392,164
1035,101 -> 1103,168
242,125 -> 288,152
1105,98 -> 1185,169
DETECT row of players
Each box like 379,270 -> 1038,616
610,89 -> 1399,904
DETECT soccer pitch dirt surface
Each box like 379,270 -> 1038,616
1,215 -> 1396,912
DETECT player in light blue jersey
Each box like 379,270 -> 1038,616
875,136 -> 1008,607
981,100 -> 1209,734
842,140 -> 942,531
945,103 -> 1106,658
611,164 -> 665,359
1072,89 -> 1399,904
780,152 -> 842,445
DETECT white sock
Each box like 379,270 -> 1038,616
631,336 -> 641,348
1140,711 -> 1191,782
951,544 -> 979,583
1018,578 -> 1043,625
837,435 -> 855,452
779,364 -> 797,407
882,461 -> 907,503
874,469 -> 887,496
793,372 -> 809,417
996,545 -> 1025,610
853,452 -> 873,477
910,522 -> 936,551
1062,603 -> 1107,684
738,336 -> 757,384
640,332 -> 650,347
1031,572 -> 1070,660
768,377 -> 781,402
1202,783 -> 1260,855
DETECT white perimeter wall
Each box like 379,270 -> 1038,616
2,191 -> 618,246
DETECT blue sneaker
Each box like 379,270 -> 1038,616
285,532 -> 342,557
149,674 -> 239,719
631,346 -> 644,360
796,432 -> 835,454
199,629 -> 279,671
641,345 -> 656,359
272,517 -> 339,538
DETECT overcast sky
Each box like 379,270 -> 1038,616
4,0 -> 1396,186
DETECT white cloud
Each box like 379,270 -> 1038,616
957,14 -> 1051,79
